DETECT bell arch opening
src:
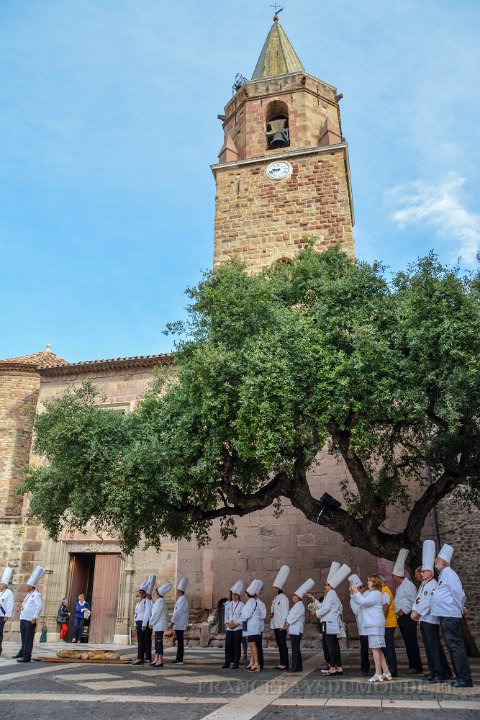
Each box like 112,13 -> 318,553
265,100 -> 290,150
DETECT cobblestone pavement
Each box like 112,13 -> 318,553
0,642 -> 478,719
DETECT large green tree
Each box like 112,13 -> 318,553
20,246 -> 480,567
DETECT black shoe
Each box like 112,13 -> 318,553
423,673 -> 434,680
12,654 -> 23,659
132,659 -> 144,665
171,660 -> 184,664
231,663 -> 239,669
427,676 -> 445,684
451,679 -> 473,688
17,658 -> 30,663
221,663 -> 230,669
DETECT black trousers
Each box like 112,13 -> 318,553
175,629 -> 185,662
439,617 -> 472,685
255,634 -> 264,669
322,631 -> 330,665
225,629 -> 242,665
154,630 -> 164,656
290,633 -> 302,672
420,622 -> 451,680
274,628 -> 289,668
324,633 -> 342,667
0,618 -> 5,654
383,626 -> 398,676
136,621 -> 152,661
397,613 -> 423,671
360,634 -> 371,673
19,619 -> 37,661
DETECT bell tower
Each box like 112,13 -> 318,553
212,15 -> 355,271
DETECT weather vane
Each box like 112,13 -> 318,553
271,4 -> 284,20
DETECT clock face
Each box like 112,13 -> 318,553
266,161 -> 292,181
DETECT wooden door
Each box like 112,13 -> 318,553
66,554 -> 92,640
88,554 -> 121,644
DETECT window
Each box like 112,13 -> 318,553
265,100 -> 290,150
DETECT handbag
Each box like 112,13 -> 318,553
337,621 -> 346,639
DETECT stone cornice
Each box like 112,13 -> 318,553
211,142 -> 348,174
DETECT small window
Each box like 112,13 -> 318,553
266,100 -> 290,150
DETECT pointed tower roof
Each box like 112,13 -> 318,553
0,345 -> 69,370
252,17 -> 304,80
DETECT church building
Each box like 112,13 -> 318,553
0,16 -> 478,646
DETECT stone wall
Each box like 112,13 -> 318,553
213,146 -> 354,271
436,491 -> 480,643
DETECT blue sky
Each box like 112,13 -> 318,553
1,0 -> 479,362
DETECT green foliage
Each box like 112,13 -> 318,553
19,245 -> 480,555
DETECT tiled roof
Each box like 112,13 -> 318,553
39,353 -> 173,376
0,348 -> 69,371
252,19 -> 304,80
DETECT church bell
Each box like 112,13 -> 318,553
268,130 -> 290,149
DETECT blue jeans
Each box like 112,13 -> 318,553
73,617 -> 84,642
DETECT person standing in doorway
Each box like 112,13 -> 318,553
71,593 -> 90,643
56,598 -> 70,642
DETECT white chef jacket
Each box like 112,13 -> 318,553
431,566 -> 465,619
395,578 -> 417,616
286,600 -> 305,635
241,597 -> 266,636
224,599 -> 244,631
20,590 -> 43,621
134,598 -> 152,627
0,588 -> 14,618
150,597 -> 169,631
270,593 -> 289,630
171,594 -> 189,630
413,578 -> 439,625
313,589 -> 342,633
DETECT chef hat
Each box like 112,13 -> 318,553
157,582 -> 172,596
328,564 -> 351,589
421,540 -> 436,572
1,567 -> 13,585
326,562 -> 341,584
230,580 -> 243,595
26,565 -> 44,588
348,573 -> 363,588
294,578 -> 315,599
177,577 -> 189,592
437,543 -> 454,563
392,548 -> 409,577
256,580 -> 264,594
272,565 -> 290,590
246,579 -> 262,596
146,574 -> 156,596
139,578 -> 149,592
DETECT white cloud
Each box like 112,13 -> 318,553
387,172 -> 480,265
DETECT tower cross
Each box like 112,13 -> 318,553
270,4 -> 284,20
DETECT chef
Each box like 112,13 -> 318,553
0,566 -> 14,656
133,575 -> 154,665
270,565 -> 290,671
171,577 -> 189,665
13,565 -> 44,663
392,548 -> 423,674
241,579 -> 266,672
222,579 -> 244,669
411,540 -> 451,683
149,581 -> 172,667
431,544 -> 473,688
349,573 -> 370,676
285,578 -> 314,673
309,563 -> 351,676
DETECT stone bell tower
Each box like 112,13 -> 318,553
212,15 -> 355,271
